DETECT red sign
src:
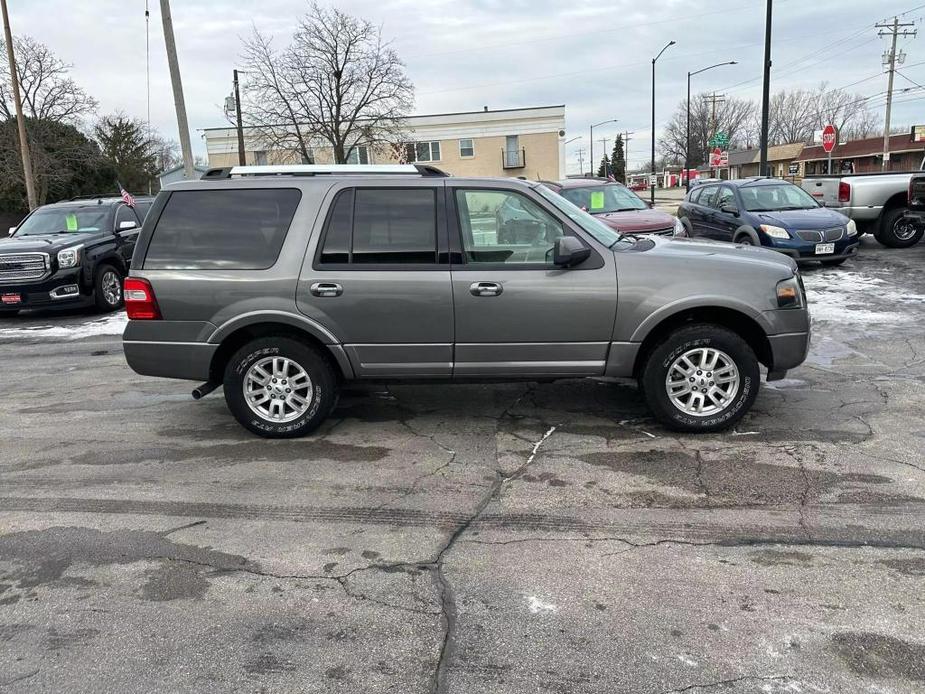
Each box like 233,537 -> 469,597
822,124 -> 837,153
710,147 -> 722,167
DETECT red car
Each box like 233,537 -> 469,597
543,179 -> 683,236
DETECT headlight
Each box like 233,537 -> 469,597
760,224 -> 790,239
846,219 -> 857,237
673,217 -> 685,237
57,247 -> 80,268
776,276 -> 803,309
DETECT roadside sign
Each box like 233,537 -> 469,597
788,162 -> 799,176
710,147 -> 721,167
912,125 -> 925,143
719,150 -> 728,167
822,124 -> 837,153
709,132 -> 729,148
648,174 -> 657,186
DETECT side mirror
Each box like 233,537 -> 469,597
720,204 -> 739,216
553,236 -> 591,267
118,220 -> 137,230
8,226 -> 15,236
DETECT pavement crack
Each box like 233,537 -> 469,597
657,674 -> 793,693
0,669 -> 40,688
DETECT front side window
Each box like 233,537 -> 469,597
712,187 -> 736,210
319,188 -> 438,265
697,185 -> 719,208
144,188 -> 301,270
534,184 -> 622,247
559,184 -> 647,213
455,189 -> 566,265
739,183 -> 819,212
459,138 -> 474,158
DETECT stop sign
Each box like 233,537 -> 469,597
822,124 -> 837,153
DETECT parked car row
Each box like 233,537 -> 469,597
0,195 -> 154,315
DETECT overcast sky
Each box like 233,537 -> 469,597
7,0 -> 925,173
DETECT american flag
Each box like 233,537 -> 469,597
118,181 -> 135,207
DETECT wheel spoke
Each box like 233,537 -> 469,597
665,347 -> 740,417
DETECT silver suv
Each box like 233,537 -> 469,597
122,164 -> 810,438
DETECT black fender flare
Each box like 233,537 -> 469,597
733,226 -> 760,245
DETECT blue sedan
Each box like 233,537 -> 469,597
677,177 -> 860,266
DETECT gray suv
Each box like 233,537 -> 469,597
122,164 -> 810,438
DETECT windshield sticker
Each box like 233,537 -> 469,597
590,191 -> 605,210
65,213 -> 78,231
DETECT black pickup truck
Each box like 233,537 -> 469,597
908,173 -> 925,226
0,196 -> 153,315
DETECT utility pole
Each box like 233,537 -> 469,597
598,137 -> 610,176
233,69 -> 246,166
877,17 -> 916,171
0,0 -> 36,210
159,0 -> 194,179
576,148 -> 585,176
623,131 -> 634,184
758,0 -> 772,177
651,41 -> 675,204
704,92 -> 726,176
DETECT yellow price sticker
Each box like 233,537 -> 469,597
65,214 -> 78,231
590,191 -> 605,210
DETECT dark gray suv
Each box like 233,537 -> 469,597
123,164 -> 810,438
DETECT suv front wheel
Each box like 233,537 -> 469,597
224,337 -> 338,438
94,264 -> 124,312
640,324 -> 760,433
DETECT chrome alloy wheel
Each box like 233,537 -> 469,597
101,270 -> 122,306
665,347 -> 740,416
243,356 -> 314,423
893,217 -> 918,241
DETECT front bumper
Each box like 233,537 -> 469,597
0,268 -> 92,309
765,238 -> 860,263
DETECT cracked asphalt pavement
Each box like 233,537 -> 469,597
1,236 -> 924,693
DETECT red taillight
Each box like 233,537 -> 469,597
838,181 -> 851,203
123,277 -> 161,320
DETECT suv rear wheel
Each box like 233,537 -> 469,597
640,324 -> 760,432
877,207 -> 924,248
223,337 -> 337,438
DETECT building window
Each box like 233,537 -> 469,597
459,138 -> 474,158
404,141 -> 441,163
346,146 -> 370,165
254,150 -> 268,166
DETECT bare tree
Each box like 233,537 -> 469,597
812,82 -> 880,141
241,2 -> 413,163
660,94 -> 755,167
0,35 -> 96,123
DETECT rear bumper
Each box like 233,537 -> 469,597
123,340 -> 217,381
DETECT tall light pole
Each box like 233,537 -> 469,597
686,61 -> 736,191
233,69 -> 246,165
160,0 -> 194,179
651,40 -> 675,204
0,0 -> 36,210
758,0 -> 772,178
590,119 -> 617,177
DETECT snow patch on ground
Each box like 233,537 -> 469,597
525,595 -> 558,614
0,312 -> 127,340
802,270 -> 925,325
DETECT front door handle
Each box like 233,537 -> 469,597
310,282 -> 343,298
470,281 -> 502,297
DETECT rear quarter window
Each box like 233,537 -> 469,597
143,189 -> 301,270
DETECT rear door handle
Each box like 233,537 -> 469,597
310,282 -> 343,298
470,281 -> 502,297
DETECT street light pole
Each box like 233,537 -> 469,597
233,69 -> 246,166
758,0 -> 773,177
686,61 -> 737,191
651,40 -> 675,205
590,119 -> 617,178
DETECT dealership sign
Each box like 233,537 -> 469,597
912,125 -> 925,143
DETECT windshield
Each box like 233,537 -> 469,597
534,184 -> 623,247
559,184 -> 648,213
739,183 -> 819,212
14,207 -> 109,236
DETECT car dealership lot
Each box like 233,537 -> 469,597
1,236 -> 924,693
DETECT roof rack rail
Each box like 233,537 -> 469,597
200,164 -> 450,179
68,193 -> 120,201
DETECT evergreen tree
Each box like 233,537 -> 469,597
596,154 -> 610,179
611,135 -> 626,183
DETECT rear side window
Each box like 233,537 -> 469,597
144,189 -> 301,270
319,188 -> 438,265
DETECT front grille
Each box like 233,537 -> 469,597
650,228 -> 675,236
0,252 -> 48,283
795,227 -> 843,243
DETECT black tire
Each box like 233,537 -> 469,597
93,263 -> 123,312
735,234 -> 754,245
0,309 -> 19,317
639,323 -> 760,433
821,257 -> 848,267
877,207 -> 924,248
223,337 -> 337,438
